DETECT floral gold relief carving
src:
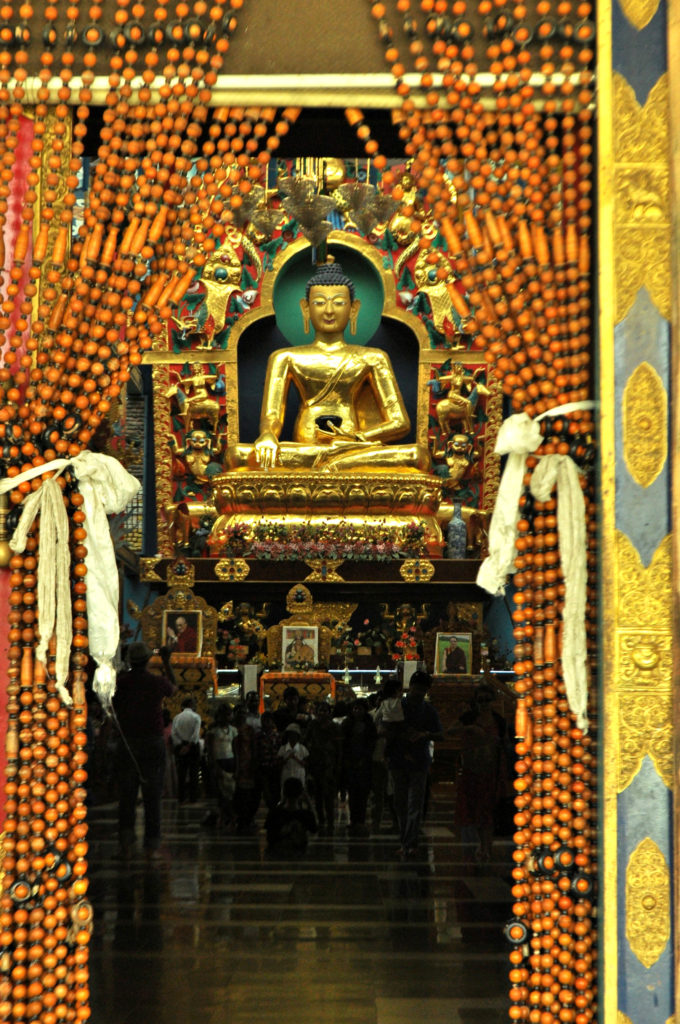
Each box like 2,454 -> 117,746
625,838 -> 670,968
613,74 -> 670,323
622,362 -> 667,487
615,75 -> 668,167
618,686 -> 672,790
615,534 -> 672,790
617,0 -> 660,29
615,533 -> 671,630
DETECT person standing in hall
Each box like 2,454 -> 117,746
257,711 -> 282,812
388,671 -> 442,859
305,701 -> 342,836
273,685 -> 301,734
113,642 -> 176,861
341,699 -> 377,836
172,697 -> 202,803
370,678 -> 403,833
205,702 -> 238,829
232,707 -> 262,832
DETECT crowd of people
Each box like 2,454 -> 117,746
196,676 -> 443,860
103,642 -> 511,864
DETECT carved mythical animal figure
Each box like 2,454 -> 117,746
433,364 -> 489,436
166,364 -> 222,435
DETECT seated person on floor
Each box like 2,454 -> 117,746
265,777 -> 318,855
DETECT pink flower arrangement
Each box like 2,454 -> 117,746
215,519 -> 426,561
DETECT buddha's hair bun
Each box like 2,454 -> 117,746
305,259 -> 355,300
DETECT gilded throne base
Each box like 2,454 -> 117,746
207,469 -> 444,557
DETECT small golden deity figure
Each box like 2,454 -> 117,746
226,260 -> 431,474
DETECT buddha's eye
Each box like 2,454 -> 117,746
311,297 -> 348,308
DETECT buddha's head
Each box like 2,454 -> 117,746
300,260 -> 360,338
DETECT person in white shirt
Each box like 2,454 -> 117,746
172,697 -> 202,803
277,723 -> 309,795
244,690 -> 262,732
205,703 -> 237,828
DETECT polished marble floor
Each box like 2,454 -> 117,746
87,787 -> 511,1024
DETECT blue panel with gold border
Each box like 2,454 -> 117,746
616,757 -> 674,1021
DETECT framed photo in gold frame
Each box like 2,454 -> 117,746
162,610 -> 203,655
281,625 -> 318,669
434,632 -> 471,675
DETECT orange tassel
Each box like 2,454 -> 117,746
20,645 -> 32,687
532,224 -> 550,268
517,220 -> 533,260
439,216 -> 464,257
533,626 -> 544,667
13,224 -> 30,265
515,697 -> 527,741
498,215 -> 514,254
120,216 -> 140,255
34,657 -> 45,684
130,219 -> 150,256
155,274 -> 179,310
171,268 -> 197,304
485,210 -> 502,248
48,292 -> 68,331
148,207 -> 167,245
578,233 -> 590,275
565,222 -> 578,265
51,226 -> 69,267
544,623 -> 556,664
141,273 -> 168,309
33,222 -> 50,264
447,282 -> 470,318
464,209 -> 483,251
5,723 -> 17,759
551,225 -> 565,267
101,227 -> 118,267
87,223 -> 104,263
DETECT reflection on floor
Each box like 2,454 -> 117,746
87,787 -> 510,1024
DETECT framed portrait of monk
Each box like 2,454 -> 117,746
435,632 -> 471,675
281,626 -> 318,669
162,610 -> 203,656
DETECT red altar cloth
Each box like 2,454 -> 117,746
149,652 -> 218,694
259,671 -> 335,712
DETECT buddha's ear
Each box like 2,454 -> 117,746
299,298 -> 310,334
349,299 -> 360,336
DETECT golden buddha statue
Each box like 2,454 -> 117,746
208,256 -> 444,557
226,260 -> 431,473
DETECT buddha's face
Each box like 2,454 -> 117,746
302,284 -> 359,336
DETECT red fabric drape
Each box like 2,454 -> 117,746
0,114 -> 34,829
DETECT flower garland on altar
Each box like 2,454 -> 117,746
217,519 -> 427,561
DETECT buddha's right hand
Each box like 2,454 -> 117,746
253,431 -> 280,470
